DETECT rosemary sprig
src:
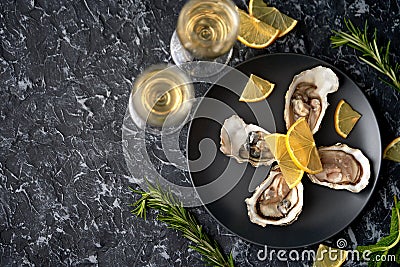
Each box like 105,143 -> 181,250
129,183 -> 235,267
331,18 -> 400,92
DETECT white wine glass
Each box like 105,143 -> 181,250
170,0 -> 240,76
128,64 -> 195,135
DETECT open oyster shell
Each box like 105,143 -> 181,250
245,166 -> 304,226
220,115 -> 274,167
308,143 -> 370,193
284,66 -> 339,134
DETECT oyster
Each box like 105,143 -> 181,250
245,166 -> 304,226
284,66 -> 339,134
308,143 -> 370,193
220,115 -> 274,167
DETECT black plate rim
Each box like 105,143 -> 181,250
186,52 -> 382,248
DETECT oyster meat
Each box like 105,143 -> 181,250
308,143 -> 370,193
245,166 -> 304,226
284,66 -> 339,133
220,115 -> 274,167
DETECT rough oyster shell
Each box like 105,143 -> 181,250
308,143 -> 370,193
220,115 -> 274,167
284,66 -> 339,134
245,166 -> 304,226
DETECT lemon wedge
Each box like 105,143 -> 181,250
249,0 -> 298,37
239,74 -> 275,102
383,136 -> 400,162
334,99 -> 362,138
286,117 -> 323,174
264,133 -> 304,188
237,9 -> 280,49
313,244 -> 348,267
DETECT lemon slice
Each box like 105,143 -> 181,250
239,74 -> 275,102
237,9 -> 280,49
249,0 -> 298,37
334,99 -> 362,138
264,133 -> 304,188
286,117 -> 322,174
313,244 -> 348,267
383,136 -> 400,162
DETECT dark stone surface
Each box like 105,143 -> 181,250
1,0 -> 399,266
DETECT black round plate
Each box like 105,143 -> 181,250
187,53 -> 381,248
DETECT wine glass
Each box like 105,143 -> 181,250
128,64 -> 195,135
170,0 -> 240,76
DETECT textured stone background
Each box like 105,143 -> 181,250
1,0 -> 399,266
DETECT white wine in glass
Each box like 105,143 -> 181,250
129,65 -> 194,135
170,0 -> 239,74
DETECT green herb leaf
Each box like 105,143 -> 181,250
356,196 -> 400,267
129,182 -> 235,267
390,197 -> 400,234
395,245 -> 400,264
331,19 -> 400,92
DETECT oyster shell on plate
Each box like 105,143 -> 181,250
308,143 -> 370,193
220,115 -> 274,167
284,66 -> 339,134
245,166 -> 304,226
